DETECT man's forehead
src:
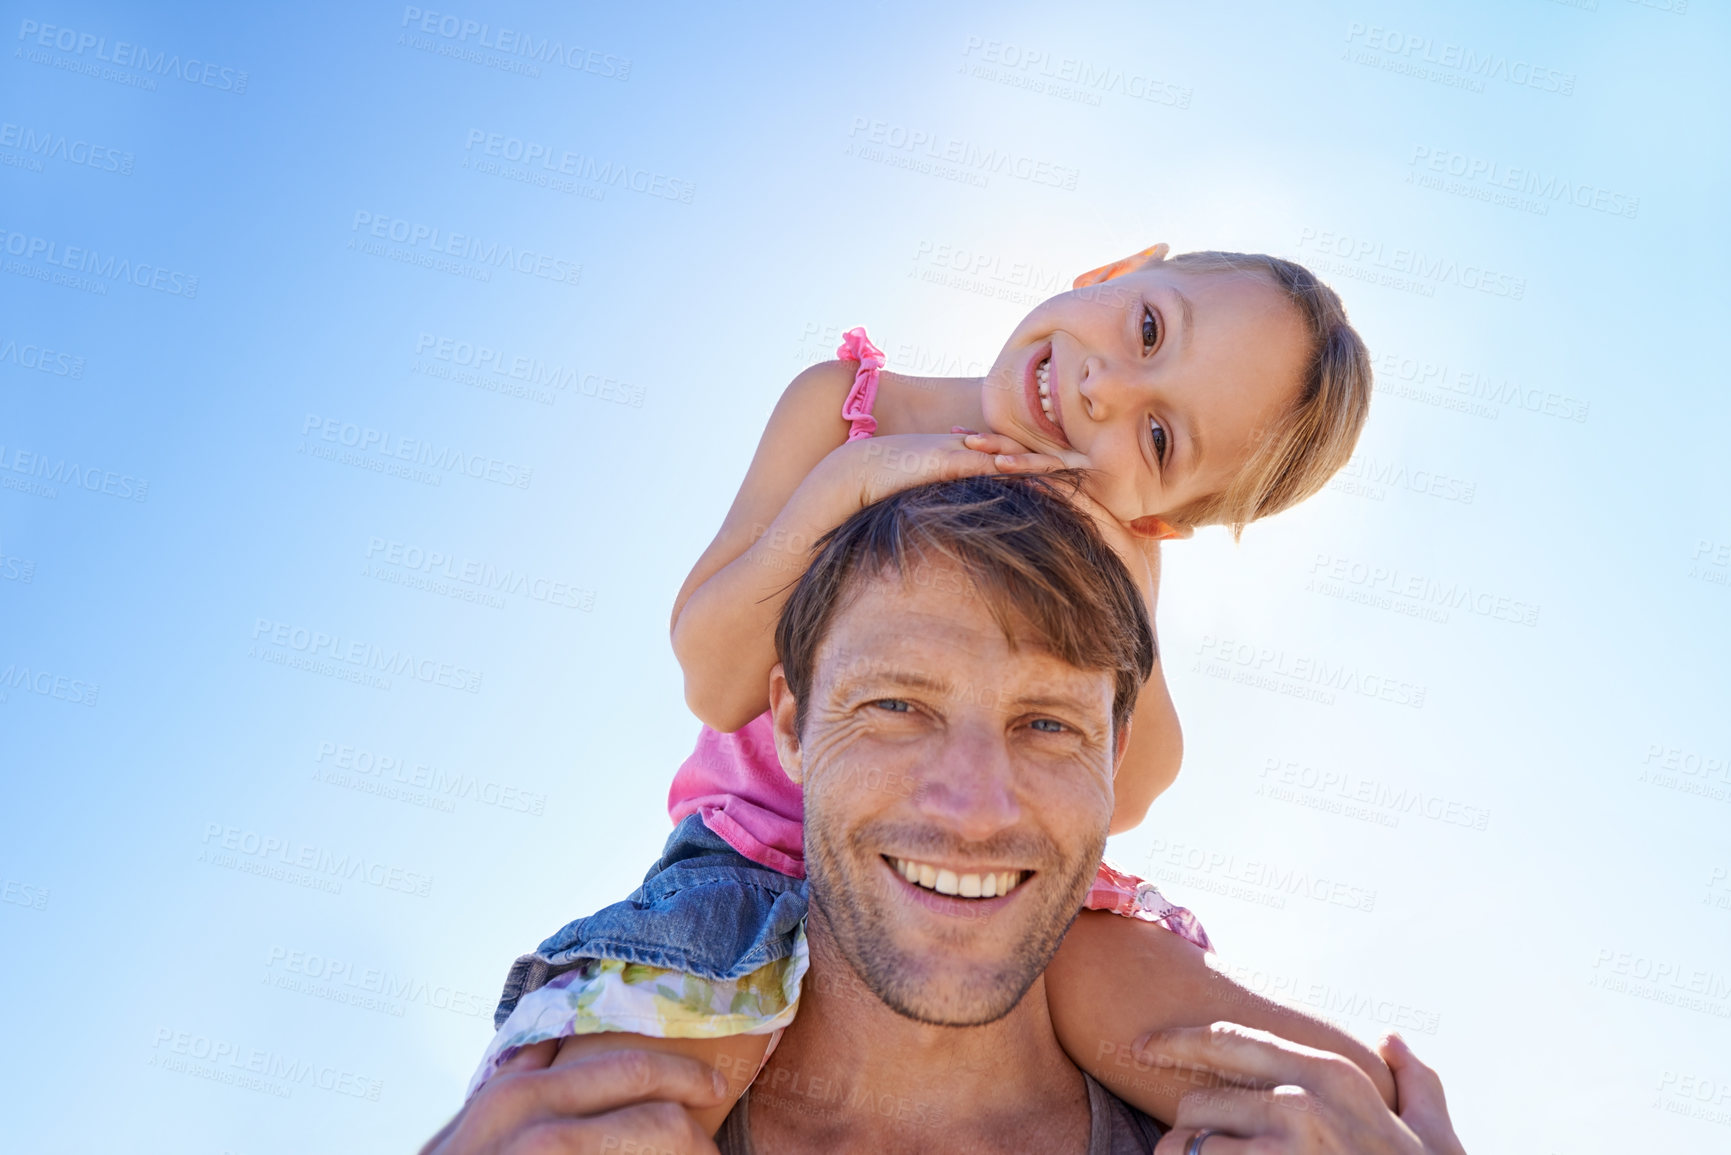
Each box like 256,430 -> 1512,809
813,569 -> 1110,700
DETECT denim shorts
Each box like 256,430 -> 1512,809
493,813 -> 809,1027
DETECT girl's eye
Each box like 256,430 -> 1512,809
873,699 -> 911,713
1141,305 -> 1160,351
1030,718 -> 1066,733
1148,417 -> 1169,467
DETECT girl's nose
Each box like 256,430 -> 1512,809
1077,355 -> 1127,421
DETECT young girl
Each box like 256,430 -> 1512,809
466,245 -> 1384,1128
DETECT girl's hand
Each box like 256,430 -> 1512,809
829,431 -> 1061,510
955,431 -> 1068,476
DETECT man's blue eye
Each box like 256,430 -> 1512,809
1030,718 -> 1065,733
874,699 -> 911,713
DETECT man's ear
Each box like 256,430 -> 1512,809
1073,243 -> 1170,290
768,664 -> 805,786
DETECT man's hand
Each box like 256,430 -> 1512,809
1137,1024 -> 1468,1155
419,1040 -> 728,1155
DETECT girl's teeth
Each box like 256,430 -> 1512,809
1036,357 -> 1054,420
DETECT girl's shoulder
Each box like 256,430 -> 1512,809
751,358 -> 867,451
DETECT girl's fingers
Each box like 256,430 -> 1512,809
992,453 -> 1066,474
962,432 -> 1034,456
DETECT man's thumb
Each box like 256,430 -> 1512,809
1379,1034 -> 1467,1154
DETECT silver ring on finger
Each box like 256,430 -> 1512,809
1185,1129 -> 1220,1155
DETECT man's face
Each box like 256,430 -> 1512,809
770,559 -> 1122,1027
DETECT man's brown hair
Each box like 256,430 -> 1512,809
774,474 -> 1155,737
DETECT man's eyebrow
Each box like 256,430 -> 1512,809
833,668 -> 955,697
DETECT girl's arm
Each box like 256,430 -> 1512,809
1046,912 -> 1399,1123
670,362 -> 1002,732
1112,653 -> 1182,833
670,359 -> 857,730
1110,536 -> 1181,832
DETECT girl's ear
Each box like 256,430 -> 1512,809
1073,243 -> 1170,289
1128,515 -> 1191,541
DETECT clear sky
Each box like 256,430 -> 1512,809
2,1 -> 1727,1151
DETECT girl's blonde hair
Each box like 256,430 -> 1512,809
1159,250 -> 1373,538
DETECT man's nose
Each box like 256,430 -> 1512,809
912,720 -> 1021,844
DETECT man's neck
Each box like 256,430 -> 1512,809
747,917 -> 1090,1153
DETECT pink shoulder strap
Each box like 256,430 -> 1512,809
836,327 -> 886,441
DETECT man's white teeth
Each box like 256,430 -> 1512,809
891,858 -> 1022,899
1036,357 -> 1054,421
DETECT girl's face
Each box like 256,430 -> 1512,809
981,262 -> 1310,525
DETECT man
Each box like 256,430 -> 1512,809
424,476 -> 1466,1154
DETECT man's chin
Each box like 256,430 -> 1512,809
869,960 -> 1040,1028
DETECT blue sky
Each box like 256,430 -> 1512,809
2,2 -> 1727,1151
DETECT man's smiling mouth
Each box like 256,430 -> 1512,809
885,856 -> 1026,899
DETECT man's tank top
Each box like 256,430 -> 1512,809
713,1069 -> 1164,1154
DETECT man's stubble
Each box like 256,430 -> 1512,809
802,803 -> 1105,1028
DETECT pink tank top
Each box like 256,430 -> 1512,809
666,328 -> 887,880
